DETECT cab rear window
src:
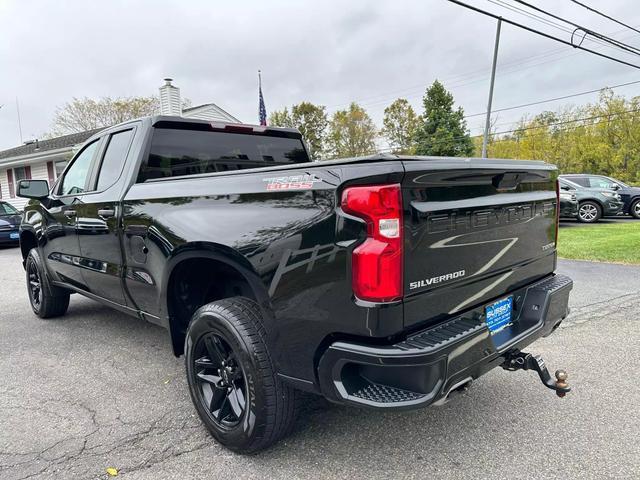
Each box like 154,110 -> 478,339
137,128 -> 309,182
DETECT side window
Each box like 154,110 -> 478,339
54,160 -> 67,179
569,177 -> 589,187
59,140 -> 99,196
95,129 -> 134,191
589,177 -> 614,189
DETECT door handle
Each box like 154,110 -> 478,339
64,210 -> 77,218
98,209 -> 115,218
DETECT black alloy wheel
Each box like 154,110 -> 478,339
192,332 -> 247,428
27,259 -> 42,310
185,297 -> 298,453
24,249 -> 70,318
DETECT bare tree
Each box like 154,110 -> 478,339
48,96 -> 191,136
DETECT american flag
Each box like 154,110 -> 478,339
258,70 -> 267,126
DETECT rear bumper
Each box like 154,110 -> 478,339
318,274 -> 572,409
560,201 -> 578,217
0,231 -> 20,244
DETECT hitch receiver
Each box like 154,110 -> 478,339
502,350 -> 570,397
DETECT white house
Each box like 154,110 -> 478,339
0,79 -> 239,210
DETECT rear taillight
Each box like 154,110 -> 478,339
555,179 -> 560,244
341,184 -> 403,302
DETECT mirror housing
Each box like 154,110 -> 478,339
560,185 -> 571,191
17,179 -> 49,199
610,184 -> 620,191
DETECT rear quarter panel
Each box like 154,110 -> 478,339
121,161 -> 405,381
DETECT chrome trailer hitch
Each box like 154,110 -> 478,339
501,350 -> 570,397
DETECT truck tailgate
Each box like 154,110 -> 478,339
401,158 -> 558,329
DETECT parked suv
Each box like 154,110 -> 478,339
561,174 -> 640,219
558,178 -> 623,223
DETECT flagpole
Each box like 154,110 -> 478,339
258,69 -> 267,126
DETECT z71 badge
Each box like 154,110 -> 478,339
263,174 -> 320,191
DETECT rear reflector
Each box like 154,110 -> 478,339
341,184 -> 403,302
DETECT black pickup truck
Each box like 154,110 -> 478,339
17,116 -> 573,453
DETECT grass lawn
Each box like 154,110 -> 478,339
558,221 -> 640,264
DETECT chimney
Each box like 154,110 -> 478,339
159,78 -> 182,116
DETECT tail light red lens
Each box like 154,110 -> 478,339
341,184 -> 403,302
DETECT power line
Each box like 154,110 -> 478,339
488,0 -> 614,51
447,0 -> 640,70
512,0 -> 640,56
568,0 -> 640,36
464,77 -> 640,118
325,18 -> 640,112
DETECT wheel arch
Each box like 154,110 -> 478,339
19,229 -> 38,266
161,242 -> 273,357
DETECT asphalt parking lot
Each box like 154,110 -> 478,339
1,246 -> 638,480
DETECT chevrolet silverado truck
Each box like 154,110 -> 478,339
17,116 -> 573,453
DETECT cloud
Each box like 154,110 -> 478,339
1,0 -> 639,149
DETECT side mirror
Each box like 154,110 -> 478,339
561,185 -> 570,191
611,184 -> 620,191
17,179 -> 49,199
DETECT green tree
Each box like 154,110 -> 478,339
269,102 -> 329,159
49,96 -> 191,136
326,102 -> 377,158
382,98 -> 419,154
269,107 -> 293,129
414,80 -> 474,156
485,89 -> 640,183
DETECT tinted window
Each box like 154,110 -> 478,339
96,129 -> 134,191
0,202 -> 18,215
559,180 -> 575,190
567,177 -> 589,187
138,128 -> 309,182
60,140 -> 99,196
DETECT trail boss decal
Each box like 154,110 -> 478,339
409,269 -> 466,290
263,174 -> 320,191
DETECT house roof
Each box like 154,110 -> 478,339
182,103 -> 240,123
0,128 -> 105,161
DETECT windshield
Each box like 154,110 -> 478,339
611,177 -> 629,188
0,202 -> 19,215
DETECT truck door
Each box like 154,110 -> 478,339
43,139 -> 102,289
75,128 -> 136,306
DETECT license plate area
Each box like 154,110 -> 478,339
485,296 -> 513,334
9,232 -> 19,239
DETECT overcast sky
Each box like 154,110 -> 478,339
2,0 -> 640,150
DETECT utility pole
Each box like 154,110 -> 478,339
482,17 -> 502,158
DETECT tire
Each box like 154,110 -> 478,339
630,199 -> 640,219
577,201 -> 602,223
185,297 -> 298,454
25,249 -> 70,318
